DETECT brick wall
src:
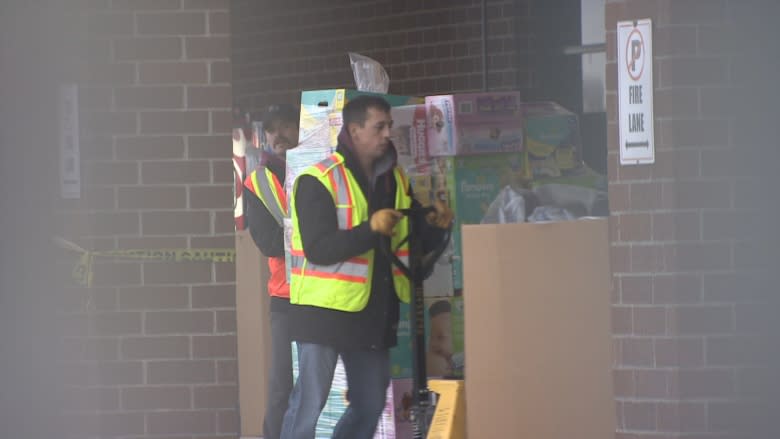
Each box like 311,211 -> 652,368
607,1 -> 779,438
231,0 -> 533,112
57,1 -> 237,438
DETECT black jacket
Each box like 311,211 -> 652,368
288,130 -> 444,352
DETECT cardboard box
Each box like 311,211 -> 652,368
235,230 -> 272,437
425,91 -> 524,156
462,218 -> 615,439
432,152 -> 526,288
299,89 -> 423,150
522,101 -> 584,178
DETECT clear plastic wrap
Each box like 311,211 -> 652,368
480,185 -> 532,224
348,52 -> 389,93
532,183 -> 608,217
527,206 -> 577,223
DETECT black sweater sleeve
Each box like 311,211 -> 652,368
244,185 -> 284,258
408,192 -> 448,255
294,175 -> 376,265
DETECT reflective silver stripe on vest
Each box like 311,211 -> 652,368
255,169 -> 285,226
290,254 -> 305,269
330,164 -> 351,229
290,154 -> 369,279
317,154 -> 339,169
290,253 -> 369,279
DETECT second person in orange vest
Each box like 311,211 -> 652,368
242,104 -> 299,439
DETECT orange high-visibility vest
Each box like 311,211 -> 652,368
245,167 -> 290,299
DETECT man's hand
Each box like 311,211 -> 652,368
370,208 -> 403,237
426,199 -> 454,229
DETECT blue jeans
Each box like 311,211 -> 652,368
264,310 -> 293,439
281,342 -> 390,439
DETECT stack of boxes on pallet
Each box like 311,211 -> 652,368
282,88 -> 607,438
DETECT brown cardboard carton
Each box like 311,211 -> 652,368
462,218 -> 614,439
235,230 -> 272,438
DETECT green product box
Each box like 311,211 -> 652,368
298,89 -> 423,149
389,302 -> 413,379
522,101 -> 584,178
432,152 -> 526,288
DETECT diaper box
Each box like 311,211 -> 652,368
299,89 -> 423,150
432,152 -> 527,288
522,101 -> 584,178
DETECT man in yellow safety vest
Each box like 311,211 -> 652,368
280,95 -> 453,439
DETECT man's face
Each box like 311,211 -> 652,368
264,119 -> 299,158
349,107 -> 393,162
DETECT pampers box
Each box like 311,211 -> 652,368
426,91 -> 524,156
424,296 -> 465,379
299,89 -> 423,149
522,101 -> 584,178
389,302 -> 413,379
432,152 -> 526,288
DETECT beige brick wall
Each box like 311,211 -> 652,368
607,1 -> 779,437
57,1 -> 236,438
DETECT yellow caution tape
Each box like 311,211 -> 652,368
55,237 -> 235,287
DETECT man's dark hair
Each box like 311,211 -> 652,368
428,299 -> 452,318
262,104 -> 299,132
342,95 -> 391,128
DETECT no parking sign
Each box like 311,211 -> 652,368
617,19 -> 654,165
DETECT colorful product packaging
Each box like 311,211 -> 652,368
426,91 -> 524,156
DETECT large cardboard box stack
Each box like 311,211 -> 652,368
462,219 -> 615,439
431,152 -> 526,290
390,91 -> 527,385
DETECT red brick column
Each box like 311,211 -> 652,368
58,1 -> 237,438
607,1 -> 777,438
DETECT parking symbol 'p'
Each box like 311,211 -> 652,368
630,40 -> 642,73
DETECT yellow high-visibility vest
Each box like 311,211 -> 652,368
289,152 -> 411,311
